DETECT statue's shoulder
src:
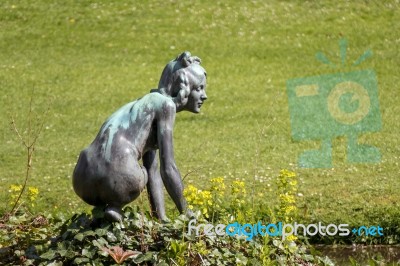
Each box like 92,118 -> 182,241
144,92 -> 176,112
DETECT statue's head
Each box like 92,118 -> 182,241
157,51 -> 207,113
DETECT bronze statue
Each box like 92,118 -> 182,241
73,52 -> 207,221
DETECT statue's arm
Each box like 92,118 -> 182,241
143,150 -> 166,220
157,102 -> 187,213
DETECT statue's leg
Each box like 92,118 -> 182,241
100,157 -> 149,222
73,149 -> 104,206
143,150 -> 166,221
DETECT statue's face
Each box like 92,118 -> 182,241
185,71 -> 207,113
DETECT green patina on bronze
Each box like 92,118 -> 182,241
73,52 -> 208,221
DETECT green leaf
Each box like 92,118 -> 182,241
40,250 -> 57,260
82,230 -> 95,237
14,249 -> 25,258
65,250 -> 76,259
95,228 -> 108,237
73,257 -> 90,264
133,252 -> 154,263
235,253 -> 248,265
47,261 -> 63,266
92,237 -> 108,249
58,249 -> 68,257
82,248 -> 93,259
348,256 -> 357,265
106,232 -> 117,242
156,262 -> 169,266
74,233 -> 84,241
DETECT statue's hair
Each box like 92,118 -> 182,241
155,51 -> 206,99
176,51 -> 201,67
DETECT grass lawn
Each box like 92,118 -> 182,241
1,0 -> 399,241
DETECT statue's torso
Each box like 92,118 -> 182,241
88,93 -> 170,164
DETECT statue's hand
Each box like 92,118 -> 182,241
186,208 -> 195,219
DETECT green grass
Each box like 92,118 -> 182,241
1,0 -> 399,239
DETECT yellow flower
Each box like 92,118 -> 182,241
9,184 -> 22,193
184,184 -> 213,218
279,193 -> 295,204
28,187 -> 39,203
231,180 -> 246,194
210,177 -> 226,193
8,185 -> 39,208
277,169 -> 298,223
280,169 -> 296,178
9,184 -> 23,205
